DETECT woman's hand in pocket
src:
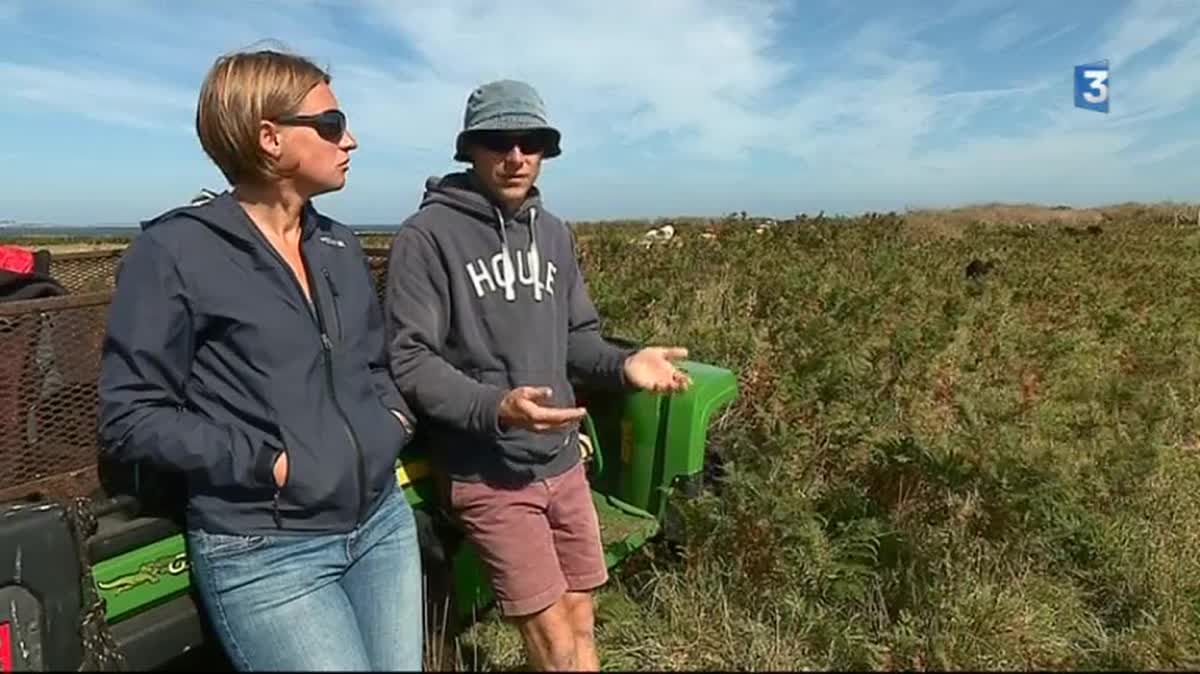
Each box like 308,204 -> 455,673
391,409 -> 414,433
273,451 -> 289,488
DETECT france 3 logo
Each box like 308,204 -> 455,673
1074,60 -> 1109,113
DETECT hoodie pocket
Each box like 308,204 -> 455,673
497,368 -> 576,409
473,368 -> 576,460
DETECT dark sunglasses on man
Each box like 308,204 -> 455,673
472,130 -> 551,155
273,109 -> 347,142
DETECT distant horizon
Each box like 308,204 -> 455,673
3,197 -> 1199,237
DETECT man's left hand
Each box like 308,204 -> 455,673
623,347 -> 692,393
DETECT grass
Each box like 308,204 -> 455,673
12,202 -> 1200,669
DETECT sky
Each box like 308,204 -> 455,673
1,0 -> 1198,226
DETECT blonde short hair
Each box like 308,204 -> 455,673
196,48 -> 330,185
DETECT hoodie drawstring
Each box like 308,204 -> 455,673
494,206 -> 517,301
494,206 -> 542,303
529,207 -> 543,302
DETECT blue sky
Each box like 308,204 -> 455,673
1,0 -> 1198,226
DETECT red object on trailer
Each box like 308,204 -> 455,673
0,245 -> 34,276
0,620 -> 12,672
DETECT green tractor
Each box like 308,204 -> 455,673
0,247 -> 738,670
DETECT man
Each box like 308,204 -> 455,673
384,79 -> 690,671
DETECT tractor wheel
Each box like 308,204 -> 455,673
660,440 -> 729,552
702,441 -> 729,496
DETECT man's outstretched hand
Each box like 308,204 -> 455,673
498,386 -> 587,432
496,348 -> 690,433
623,347 -> 692,393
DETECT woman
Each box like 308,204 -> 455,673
97,48 -> 423,671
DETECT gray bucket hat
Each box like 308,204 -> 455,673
454,79 -> 562,162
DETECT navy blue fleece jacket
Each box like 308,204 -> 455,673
98,192 -> 415,535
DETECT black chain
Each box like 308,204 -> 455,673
64,496 -> 127,671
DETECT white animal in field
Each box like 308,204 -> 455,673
633,224 -> 677,248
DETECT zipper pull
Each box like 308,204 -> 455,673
272,490 -> 282,528
321,333 -> 334,351
322,267 -> 340,296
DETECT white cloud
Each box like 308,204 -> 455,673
1100,0 -> 1200,66
0,61 -> 193,131
342,0 -> 1195,186
1122,30 -> 1200,119
745,8 -> 1200,212
1026,24 -> 1078,50
14,1 -> 1194,163
350,1 -> 1061,168
1126,138 -> 1200,167
356,0 -> 792,158
2,0 -> 1198,222
978,11 -> 1041,51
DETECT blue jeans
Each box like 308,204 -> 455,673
185,487 -> 423,671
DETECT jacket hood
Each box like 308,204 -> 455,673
140,190 -> 324,248
419,170 -> 543,226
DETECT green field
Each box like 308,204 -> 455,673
10,202 -> 1200,669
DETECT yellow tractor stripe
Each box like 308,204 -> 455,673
395,459 -> 430,487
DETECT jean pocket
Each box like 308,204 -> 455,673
193,530 -> 270,559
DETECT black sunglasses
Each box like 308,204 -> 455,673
473,131 -> 550,155
273,109 -> 347,142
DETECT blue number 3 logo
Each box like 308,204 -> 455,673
1075,60 -> 1110,113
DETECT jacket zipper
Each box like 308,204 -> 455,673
317,332 -> 368,525
309,260 -> 364,522
322,267 -> 344,343
306,258 -> 369,527
252,234 -> 367,528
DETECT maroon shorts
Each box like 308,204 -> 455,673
448,461 -> 609,617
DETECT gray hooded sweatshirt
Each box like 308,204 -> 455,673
384,171 -> 633,484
